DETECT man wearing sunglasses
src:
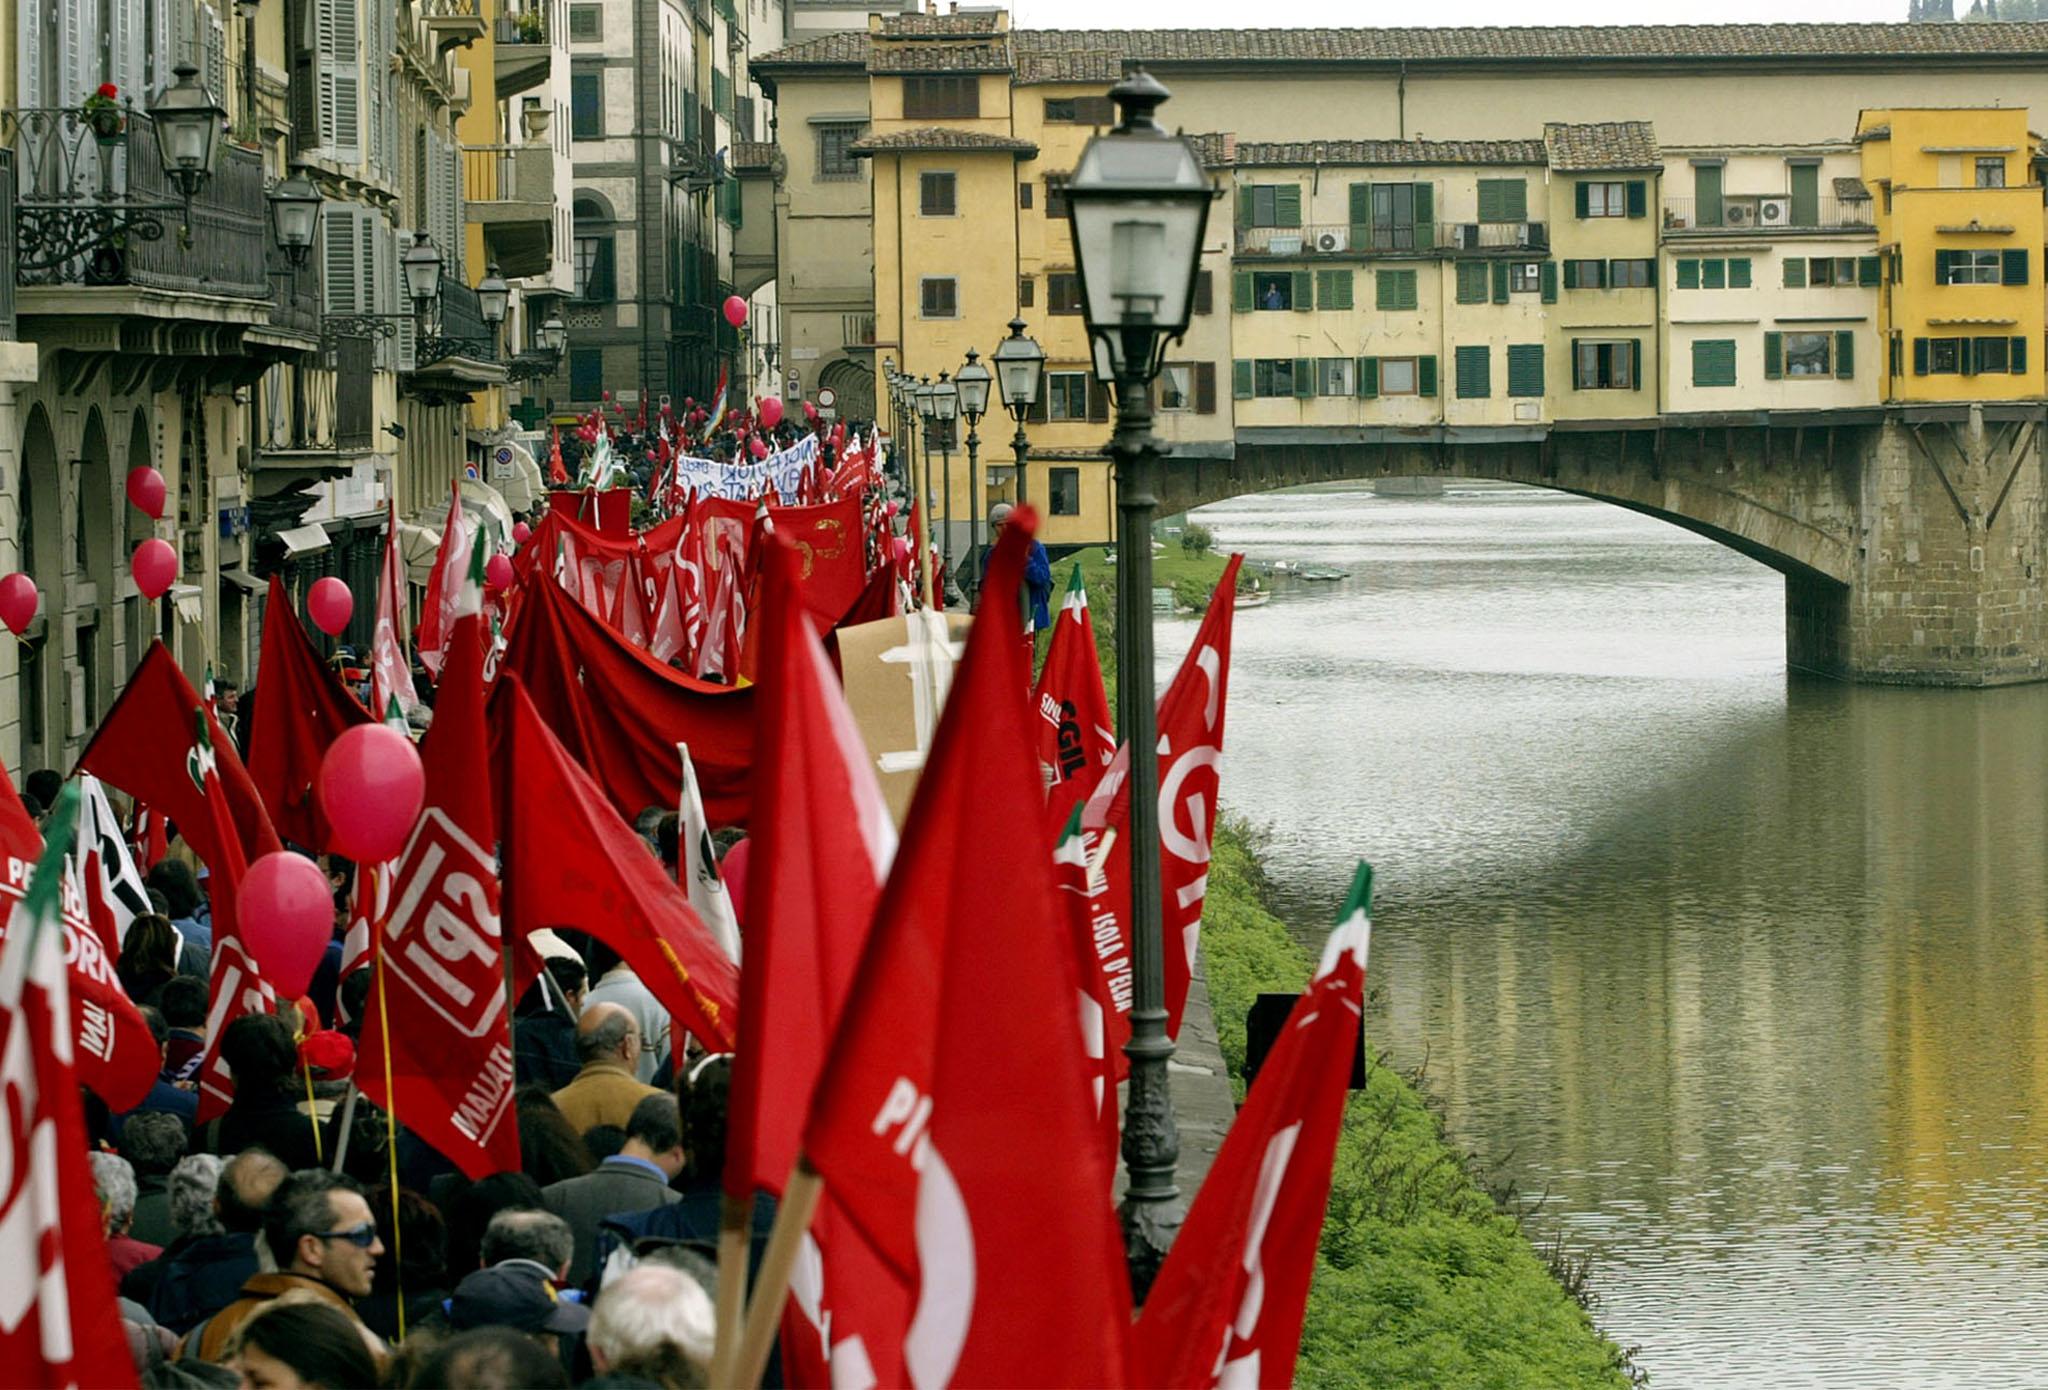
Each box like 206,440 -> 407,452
180,1169 -> 387,1365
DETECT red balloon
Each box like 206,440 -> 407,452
125,465 -> 167,520
307,577 -> 353,636
723,295 -> 748,329
802,400 -> 820,423
512,520 -> 532,545
749,437 -> 768,460
890,535 -> 913,562
485,553 -> 515,592
884,500 -> 901,518
758,397 -> 784,430
131,537 -> 177,600
318,724 -> 425,863
0,573 -> 37,635
238,851 -> 334,999
721,836 -> 751,924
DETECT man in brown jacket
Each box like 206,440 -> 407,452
180,1169 -> 386,1363
551,1002 -> 664,1134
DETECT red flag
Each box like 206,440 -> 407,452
548,424 -> 569,485
769,497 -> 867,629
372,499 -> 418,720
1082,556 -> 1243,1039
249,575 -> 372,850
358,613 -> 523,1180
0,787 -> 140,1390
418,482 -> 481,680
1132,864 -> 1373,1389
804,514 -> 1131,1388
1034,562 -> 1116,830
1053,807 -> 1127,1164
497,676 -> 739,1051
0,771 -> 157,1112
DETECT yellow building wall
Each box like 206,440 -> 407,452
1545,174 -> 1659,419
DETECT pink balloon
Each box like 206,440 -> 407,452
131,537 -> 177,600
723,295 -> 748,329
485,553 -> 515,592
758,397 -> 784,430
307,577 -> 354,636
890,535 -> 913,562
512,520 -> 532,545
802,400 -> 820,423
125,465 -> 166,520
884,500 -> 901,518
318,724 -> 425,863
749,437 -> 768,460
238,851 -> 334,999
721,837 -> 750,924
0,573 -> 37,635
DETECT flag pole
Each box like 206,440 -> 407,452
298,1050 -> 325,1165
373,943 -> 407,1341
329,1083 -> 359,1173
731,1155 -> 823,1390
707,1193 -> 755,1386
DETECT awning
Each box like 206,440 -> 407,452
220,568 -> 264,593
278,522 -> 331,555
170,584 -> 203,624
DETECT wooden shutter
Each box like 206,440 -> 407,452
1491,261 -> 1509,304
1086,377 -> 1108,422
1291,270 -> 1312,311
1232,360 -> 1252,399
1274,185 -> 1302,229
2011,336 -> 2028,374
1019,276 -> 1034,308
1540,261 -> 1557,303
1293,358 -> 1314,398
1562,261 -> 1579,291
1933,250 -> 1952,285
1356,357 -> 1377,398
319,0 -> 362,163
1961,337 -> 1977,376
1625,180 -> 1647,218
1455,345 -> 1489,399
1783,258 -> 1807,289
1232,271 -> 1253,313
1413,183 -> 1435,248
1834,331 -> 1855,379
1456,262 -> 1486,303
1508,344 -> 1545,398
1018,182 -> 1032,209
1375,270 -> 1397,311
2003,248 -> 2029,285
1194,362 -> 1217,413
1234,185 -> 1251,229
1858,256 -> 1881,287
1629,340 -> 1642,388
1477,180 -> 1502,223
1913,337 -> 1930,375
322,204 -> 362,313
1417,355 -> 1437,397
1677,258 -> 1699,290
1348,183 -> 1370,241
1729,258 -> 1752,289
1503,179 -> 1528,222
1691,339 -> 1735,388
1322,269 -> 1352,310
1574,182 -> 1590,218
1763,331 -> 1783,380
109,0 -> 145,117
1193,270 -> 1212,315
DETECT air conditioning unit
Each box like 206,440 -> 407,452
1757,197 -> 1792,226
1267,233 -> 1303,255
1315,228 -> 1349,252
1723,201 -> 1758,228
1455,223 -> 1483,249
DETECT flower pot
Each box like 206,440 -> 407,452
85,107 -> 126,143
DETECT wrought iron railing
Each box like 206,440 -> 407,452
417,277 -> 500,365
4,107 -> 269,297
1663,196 -> 1874,233
0,149 -> 15,338
267,238 -> 322,337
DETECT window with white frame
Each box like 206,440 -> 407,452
1583,182 -> 1626,217
1508,262 -> 1542,294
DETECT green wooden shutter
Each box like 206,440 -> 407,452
1413,182 -> 1434,243
1456,261 -> 1487,303
1540,261 -> 1558,303
2004,248 -> 2029,285
1783,258 -> 1807,288
1933,250 -> 1951,284
1574,182 -> 1590,219
1562,260 -> 1579,290
1962,337 -> 1977,376
1691,339 -> 1736,388
1677,259 -> 1699,290
1328,269 -> 1353,310
1357,356 -> 1377,398
1729,258 -> 1752,289
1477,180 -> 1502,224
1694,163 -> 1723,226
1507,343 -> 1544,398
1233,359 -> 1253,399
1504,179 -> 1527,222
1763,331 -> 1783,379
1235,187 -> 1251,229
1913,337 -> 1930,375
1348,182 -> 1370,233
1417,355 -> 1437,397
1233,271 -> 1253,312
1275,185 -> 1302,229
1313,269 -> 1331,308
1455,344 -> 1490,398
1402,272 -> 1420,311
1835,330 -> 1854,379
1702,259 -> 1725,290
1626,180 -> 1647,218
1294,358 -> 1315,397
1491,261 -> 1509,304
1858,255 -> 1881,287
2012,336 -> 2028,374
1291,270 -> 1313,311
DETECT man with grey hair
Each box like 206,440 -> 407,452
587,1263 -> 714,1382
119,1153 -> 224,1309
479,1208 -> 575,1281
549,1000 -> 662,1134
136,1148 -> 286,1334
448,1209 -> 589,1345
123,1110 -> 188,1246
90,1151 -> 161,1281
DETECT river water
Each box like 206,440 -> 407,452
1172,481 -> 2048,1389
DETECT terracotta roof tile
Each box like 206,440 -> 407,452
847,126 -> 1039,156
869,40 -> 1012,74
876,12 -> 1007,39
1543,120 -> 1660,171
752,31 -> 867,71
1016,50 -> 1123,85
1233,138 -> 1548,167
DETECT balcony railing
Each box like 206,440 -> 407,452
1235,221 -> 1549,257
0,149 -> 15,339
842,312 -> 875,348
495,4 -> 546,44
267,240 -> 322,338
5,108 -> 269,298
1663,196 -> 1874,233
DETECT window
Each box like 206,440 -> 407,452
1929,337 -> 1962,373
1043,96 -> 1113,125
1159,364 -> 1194,411
1913,335 -> 2027,376
569,347 -> 603,400
1046,272 -> 1083,315
904,76 -> 978,120
1477,178 -> 1527,224
919,277 -> 958,318
1355,182 -> 1432,250
1018,275 -> 1034,308
1609,258 -> 1653,288
569,4 -> 602,39
1375,269 -> 1418,311
1782,332 -> 1832,377
1691,339 -> 1737,388
571,72 -> 603,139
816,122 -> 862,181
1318,357 -> 1354,396
1572,340 -> 1639,390
1508,262 -> 1542,294
1940,249 -> 2004,285
1974,336 -> 2010,373
1455,344 -> 1491,399
1507,344 -> 1545,398
1582,181 -> 1627,217
1565,259 -> 1606,290
919,171 -> 956,217
1047,371 -> 1090,420
1805,257 -> 1860,287
1380,357 -> 1420,395
1253,271 -> 1295,311
1048,468 -> 1081,517
1977,157 -> 2006,188
1456,261 -> 1490,303
1243,184 -> 1303,230
1252,359 -> 1296,398
572,199 -> 614,300
1018,182 -> 1033,210
1193,270 -> 1213,316
1045,176 -> 1070,219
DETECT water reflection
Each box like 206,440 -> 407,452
1173,483 -> 2048,1388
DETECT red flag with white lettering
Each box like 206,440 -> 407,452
805,513 -> 1131,1388
1034,562 -> 1116,829
1131,863 -> 1372,1389
358,613 -> 523,1180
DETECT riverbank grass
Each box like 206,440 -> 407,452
1203,820 -> 1637,1389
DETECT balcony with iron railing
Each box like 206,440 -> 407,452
493,2 -> 553,98
0,149 -> 15,340
1663,196 -> 1875,235
1235,220 -> 1550,257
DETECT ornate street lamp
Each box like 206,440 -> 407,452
402,230 -> 445,318
1064,64 -> 1216,1301
266,170 -> 324,269
954,348 -> 992,595
476,262 -> 511,330
150,63 -> 226,203
992,317 -> 1045,507
930,372 -> 958,589
540,313 -> 568,357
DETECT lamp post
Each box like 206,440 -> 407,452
932,372 -> 958,595
476,262 -> 510,360
150,63 -> 227,246
914,376 -> 939,606
954,348 -> 992,596
992,317 -> 1045,507
1064,64 -> 1216,1301
540,313 -> 568,358
266,170 -> 324,269
402,229 -> 445,321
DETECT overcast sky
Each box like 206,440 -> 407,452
1003,0 -> 1904,25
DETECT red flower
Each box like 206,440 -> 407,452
96,83 -> 118,100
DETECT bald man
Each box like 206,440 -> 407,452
551,1002 -> 666,1134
